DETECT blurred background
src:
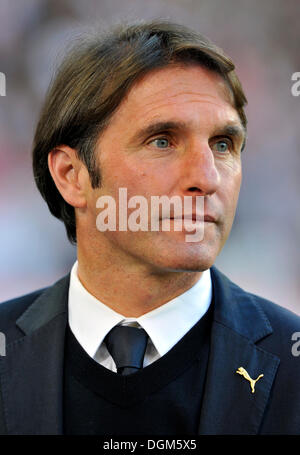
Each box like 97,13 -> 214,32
0,0 -> 299,313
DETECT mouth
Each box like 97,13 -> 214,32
167,214 -> 217,223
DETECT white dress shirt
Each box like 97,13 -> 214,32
68,261 -> 212,372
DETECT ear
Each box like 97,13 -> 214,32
48,145 -> 88,208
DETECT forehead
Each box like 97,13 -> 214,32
109,64 -> 241,130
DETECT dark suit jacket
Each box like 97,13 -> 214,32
0,266 -> 299,435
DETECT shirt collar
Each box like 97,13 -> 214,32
137,270 -> 212,356
68,261 -> 212,358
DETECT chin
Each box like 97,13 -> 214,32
161,258 -> 215,273
149,243 -> 218,273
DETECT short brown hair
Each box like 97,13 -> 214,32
32,19 -> 247,243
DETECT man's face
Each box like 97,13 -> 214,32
84,64 -> 245,273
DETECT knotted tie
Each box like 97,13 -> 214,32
104,325 -> 148,375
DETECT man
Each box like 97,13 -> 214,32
0,20 -> 299,435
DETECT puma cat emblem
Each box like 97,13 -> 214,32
236,367 -> 264,393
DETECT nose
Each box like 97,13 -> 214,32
180,139 -> 220,196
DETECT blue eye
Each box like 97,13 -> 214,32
212,140 -> 230,153
151,138 -> 170,149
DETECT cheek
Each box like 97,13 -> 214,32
226,160 -> 242,191
100,156 -> 139,192
227,173 -> 242,215
105,159 -> 169,197
220,166 -> 241,213
234,167 -> 242,197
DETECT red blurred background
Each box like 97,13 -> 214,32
0,0 -> 299,313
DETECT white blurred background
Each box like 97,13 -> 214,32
0,0 -> 299,313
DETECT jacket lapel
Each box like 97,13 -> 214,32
0,267 -> 280,435
199,267 -> 280,435
0,275 -> 69,435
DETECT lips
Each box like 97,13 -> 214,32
203,214 -> 216,223
168,214 -> 216,222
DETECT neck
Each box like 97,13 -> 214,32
76,237 -> 202,318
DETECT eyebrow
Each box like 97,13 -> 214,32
216,125 -> 246,139
131,120 -> 247,149
131,121 -> 186,143
213,125 -> 247,151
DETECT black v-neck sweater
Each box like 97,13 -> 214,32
63,304 -> 213,435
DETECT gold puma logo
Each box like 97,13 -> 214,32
236,367 -> 264,393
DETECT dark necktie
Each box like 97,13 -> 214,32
104,325 -> 149,375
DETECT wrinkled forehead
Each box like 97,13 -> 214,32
109,63 -> 241,131
131,62 -> 234,104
